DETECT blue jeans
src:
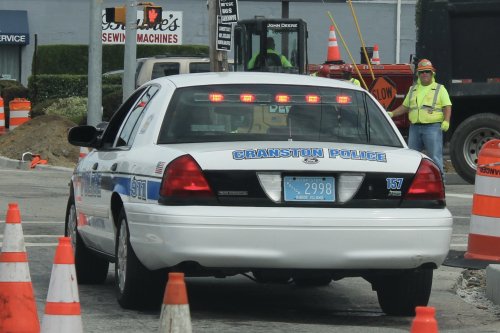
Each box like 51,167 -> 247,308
408,123 -> 444,176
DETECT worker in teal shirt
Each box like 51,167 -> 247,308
248,37 -> 292,69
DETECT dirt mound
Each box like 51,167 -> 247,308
0,115 -> 79,169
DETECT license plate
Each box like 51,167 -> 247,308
284,176 -> 335,202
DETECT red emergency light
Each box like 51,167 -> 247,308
240,94 -> 256,102
275,94 -> 290,103
209,93 -> 224,102
336,95 -> 351,104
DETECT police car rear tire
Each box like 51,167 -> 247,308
114,207 -> 167,310
65,195 -> 109,284
374,269 -> 433,316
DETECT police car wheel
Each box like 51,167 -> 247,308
114,207 -> 166,310
65,195 -> 109,284
293,275 -> 332,287
374,269 -> 433,316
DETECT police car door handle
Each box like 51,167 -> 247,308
92,163 -> 98,170
111,163 -> 117,171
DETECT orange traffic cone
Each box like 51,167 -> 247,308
0,97 -> 5,134
410,306 -> 438,333
41,237 -> 83,333
0,203 -> 40,333
371,44 -> 381,64
158,273 -> 192,333
78,147 -> 89,164
326,26 -> 342,64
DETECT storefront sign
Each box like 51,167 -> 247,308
102,11 -> 182,44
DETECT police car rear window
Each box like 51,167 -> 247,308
158,84 -> 402,147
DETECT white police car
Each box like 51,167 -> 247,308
66,72 -> 452,315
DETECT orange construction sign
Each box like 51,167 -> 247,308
369,76 -> 397,110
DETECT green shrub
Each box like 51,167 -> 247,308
29,98 -> 59,119
28,75 -> 122,104
44,97 -> 88,121
0,79 -> 23,96
33,44 -> 210,75
81,83 -> 122,97
102,89 -> 123,121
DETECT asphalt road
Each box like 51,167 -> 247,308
0,167 -> 499,333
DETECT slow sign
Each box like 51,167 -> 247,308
369,76 -> 397,110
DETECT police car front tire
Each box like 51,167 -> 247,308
114,207 -> 167,310
65,195 -> 109,284
374,269 -> 433,316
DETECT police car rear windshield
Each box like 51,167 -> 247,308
158,84 -> 402,147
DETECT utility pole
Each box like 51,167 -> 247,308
208,0 -> 228,72
123,0 -> 138,102
88,0 -> 103,126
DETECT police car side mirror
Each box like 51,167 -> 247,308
67,126 -> 101,148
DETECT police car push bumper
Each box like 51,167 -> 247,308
124,204 -> 453,271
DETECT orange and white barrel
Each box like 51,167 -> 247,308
464,139 -> 500,261
9,98 -> 31,130
0,97 -> 5,134
0,203 -> 40,333
41,237 -> 84,333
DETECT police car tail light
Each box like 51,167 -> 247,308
257,173 -> 282,203
209,93 -> 224,102
338,173 -> 365,203
404,159 -> 444,200
160,155 -> 215,197
336,95 -> 351,104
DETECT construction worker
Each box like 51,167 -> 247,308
341,64 -> 361,87
311,65 -> 330,77
388,59 -> 452,178
248,37 -> 292,69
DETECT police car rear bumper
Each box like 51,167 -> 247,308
125,204 -> 453,271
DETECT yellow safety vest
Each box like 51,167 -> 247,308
408,82 -> 445,124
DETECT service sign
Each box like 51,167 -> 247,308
216,16 -> 232,51
219,0 -> 238,23
102,11 -> 182,45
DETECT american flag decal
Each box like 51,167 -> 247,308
155,161 -> 165,174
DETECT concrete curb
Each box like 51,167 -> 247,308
0,155 -> 73,172
486,265 -> 500,306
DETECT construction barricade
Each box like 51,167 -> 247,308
0,97 -> 5,134
464,139 -> 500,261
9,98 -> 31,130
